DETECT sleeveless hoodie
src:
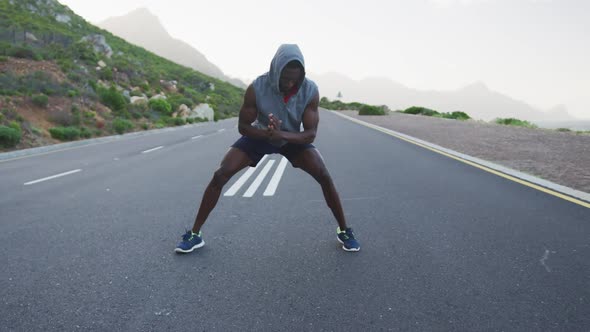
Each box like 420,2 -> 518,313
252,44 -> 318,147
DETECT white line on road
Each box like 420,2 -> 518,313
223,155 -> 268,197
141,146 -> 164,154
191,135 -> 203,140
263,157 -> 288,196
217,129 -> 226,133
24,169 -> 82,186
244,160 -> 276,197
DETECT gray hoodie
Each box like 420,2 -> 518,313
252,44 -> 319,146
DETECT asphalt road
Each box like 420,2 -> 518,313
1,111 -> 589,331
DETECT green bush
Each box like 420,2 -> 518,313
79,126 -> 92,138
49,126 -> 81,141
359,105 -> 386,115
172,117 -> 186,126
98,86 -> 127,112
494,118 -> 538,128
149,98 -> 172,115
32,94 -> 49,108
112,118 -> 134,134
446,111 -> 470,120
7,45 -> 38,60
403,106 -> 439,116
99,67 -> 113,81
0,125 -> 21,148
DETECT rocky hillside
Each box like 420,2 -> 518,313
0,0 -> 244,152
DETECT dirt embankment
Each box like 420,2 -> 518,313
339,110 -> 590,194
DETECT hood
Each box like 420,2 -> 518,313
268,44 -> 306,94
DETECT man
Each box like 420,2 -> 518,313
175,44 -> 360,253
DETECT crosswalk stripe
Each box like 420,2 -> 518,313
243,160 -> 276,197
223,155 -> 268,197
263,157 -> 288,196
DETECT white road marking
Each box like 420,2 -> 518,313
263,157 -> 288,196
141,146 -> 164,154
223,155 -> 268,197
191,135 -> 203,140
24,169 -> 82,186
243,160 -> 275,197
218,129 -> 226,133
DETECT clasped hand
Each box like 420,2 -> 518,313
267,113 -> 283,140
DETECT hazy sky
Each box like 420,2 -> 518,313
57,0 -> 589,119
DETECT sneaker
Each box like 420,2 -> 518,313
174,230 -> 205,253
337,227 -> 360,252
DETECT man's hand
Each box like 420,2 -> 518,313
268,113 -> 283,141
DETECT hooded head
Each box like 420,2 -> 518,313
268,44 -> 306,95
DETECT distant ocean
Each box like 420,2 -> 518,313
535,120 -> 590,131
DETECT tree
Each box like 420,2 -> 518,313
337,91 -> 343,99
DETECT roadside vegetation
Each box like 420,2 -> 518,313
0,0 -> 244,150
321,97 -> 590,134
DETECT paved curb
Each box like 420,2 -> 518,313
0,120 -> 227,162
332,111 -> 590,205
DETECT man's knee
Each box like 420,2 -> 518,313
314,166 -> 332,185
212,167 -> 233,188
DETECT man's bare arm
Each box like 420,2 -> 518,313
274,93 -> 319,145
238,85 -> 270,140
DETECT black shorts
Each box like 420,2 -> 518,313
231,136 -> 315,167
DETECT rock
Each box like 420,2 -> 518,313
150,94 -> 167,100
80,34 -> 113,58
123,90 -> 130,99
25,32 -> 38,42
160,80 -> 177,93
209,83 -> 215,91
98,60 -> 107,68
189,104 -> 214,122
55,14 -> 71,24
130,96 -> 148,104
178,104 -> 190,118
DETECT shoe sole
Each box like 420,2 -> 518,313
174,241 -> 205,254
337,237 -> 360,252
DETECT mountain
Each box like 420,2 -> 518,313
98,8 -> 246,88
309,72 -> 576,122
0,0 -> 244,151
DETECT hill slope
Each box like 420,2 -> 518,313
0,0 -> 244,151
98,8 -> 246,88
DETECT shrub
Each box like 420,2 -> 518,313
7,45 -> 38,59
49,127 -> 80,141
32,94 -> 49,108
172,117 -> 186,126
447,111 -> 470,120
51,110 -> 75,126
359,105 -> 386,115
79,126 -> 92,138
556,128 -> 571,132
98,86 -> 127,112
99,67 -> 113,81
403,106 -> 439,116
149,98 -> 172,115
0,125 -> 21,148
112,118 -> 133,134
494,118 -> 538,128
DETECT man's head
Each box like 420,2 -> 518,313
279,60 -> 304,94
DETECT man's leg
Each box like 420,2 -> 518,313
191,147 -> 252,233
291,148 -> 347,230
